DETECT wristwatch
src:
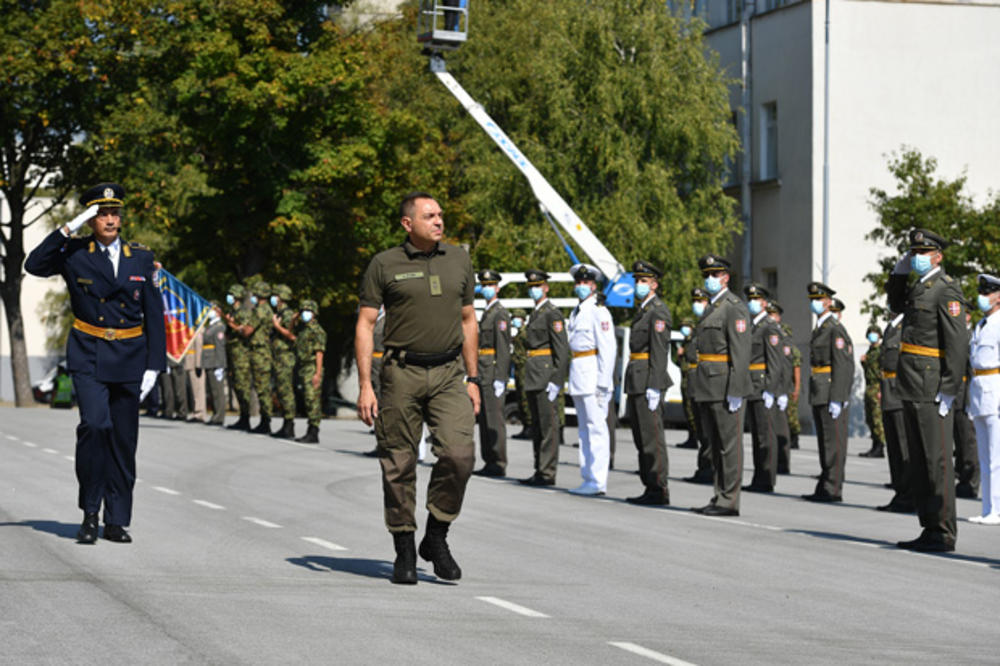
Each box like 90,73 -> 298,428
466,376 -> 481,386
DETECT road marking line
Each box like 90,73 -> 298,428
192,499 -> 226,510
475,596 -> 549,618
153,486 -> 181,496
23,441 -> 37,448
301,536 -> 348,551
5,434 -> 19,441
243,516 -> 282,528
42,448 -> 58,454
608,642 -> 697,665
64,455 -> 75,462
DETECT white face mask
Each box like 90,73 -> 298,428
692,301 -> 706,318
301,310 -> 313,323
270,295 -> 279,307
226,294 -> 235,306
250,295 -> 258,306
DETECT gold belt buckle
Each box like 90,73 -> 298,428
103,328 -> 116,341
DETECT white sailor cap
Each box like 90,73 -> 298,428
570,263 -> 603,283
978,273 -> 1000,293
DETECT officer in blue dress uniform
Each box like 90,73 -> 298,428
25,183 -> 166,544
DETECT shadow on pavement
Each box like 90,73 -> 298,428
286,555 -> 456,584
0,519 -> 80,540
785,528 -> 1000,569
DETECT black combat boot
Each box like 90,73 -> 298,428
391,532 -> 417,584
790,433 -> 800,449
295,424 -> 319,444
418,514 -> 461,581
859,442 -> 885,458
271,418 -> 295,440
226,414 -> 251,431
250,417 -> 271,435
676,429 -> 698,449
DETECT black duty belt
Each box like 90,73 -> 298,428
387,346 -> 462,368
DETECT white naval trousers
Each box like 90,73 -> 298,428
973,415 -> 1000,517
573,393 -> 609,491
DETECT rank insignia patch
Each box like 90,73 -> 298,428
948,300 -> 961,317
655,320 -> 666,332
735,319 -> 746,333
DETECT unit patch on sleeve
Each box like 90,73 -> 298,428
553,320 -> 563,333
835,337 -> 845,349
947,300 -> 961,317
735,319 -> 746,333
654,320 -> 666,332
769,334 -> 780,346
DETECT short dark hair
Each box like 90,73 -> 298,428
399,191 -> 437,220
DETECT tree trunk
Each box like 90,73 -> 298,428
1,270 -> 34,406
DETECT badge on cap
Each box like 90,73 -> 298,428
835,337 -> 845,349
553,320 -> 563,333
769,334 -> 779,346
104,187 -> 114,199
915,231 -> 924,242
735,319 -> 746,333
948,300 -> 961,317
654,320 -> 666,332
707,255 -> 715,264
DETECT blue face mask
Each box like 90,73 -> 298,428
511,317 -> 523,329
529,286 -> 543,302
481,286 -> 496,301
747,299 -> 763,316
574,284 -> 592,300
269,295 -> 279,307
692,301 -> 706,318
226,294 -> 235,306
634,283 -> 650,300
810,300 -> 825,315
704,275 -> 722,295
680,325 -> 692,337
911,253 -> 933,276
978,294 -> 993,312
250,295 -> 258,306
301,310 -> 313,323
867,332 -> 880,344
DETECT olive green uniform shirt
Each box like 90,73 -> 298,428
692,290 -> 752,402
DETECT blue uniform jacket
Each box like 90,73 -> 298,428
25,229 -> 166,383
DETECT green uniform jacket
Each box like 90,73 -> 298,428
295,320 -> 327,372
862,343 -> 882,394
808,315 -> 854,406
692,290 -> 752,402
522,299 -> 569,391
201,321 -> 227,369
624,295 -> 672,394
749,313 -> 785,397
249,301 -> 274,349
478,302 -> 512,384
272,305 -> 295,355
887,270 -> 968,401
879,318 -> 903,411
228,304 -> 250,350
777,327 -> 795,396
681,331 -> 699,394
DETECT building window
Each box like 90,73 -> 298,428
727,0 -> 743,23
760,102 -> 778,180
763,268 -> 778,294
724,110 -> 740,187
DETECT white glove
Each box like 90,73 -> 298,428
493,379 -> 505,397
829,401 -> 842,420
139,370 -> 158,402
893,254 -> 911,275
777,394 -> 789,411
65,204 -> 99,234
726,395 -> 743,413
546,381 -> 560,402
645,388 -> 661,411
762,391 -> 775,409
935,392 -> 955,417
596,387 -> 611,411
214,368 -> 224,382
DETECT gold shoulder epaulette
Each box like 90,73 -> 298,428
128,241 -> 150,251
942,275 -> 953,284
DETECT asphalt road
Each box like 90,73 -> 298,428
1,406 -> 997,665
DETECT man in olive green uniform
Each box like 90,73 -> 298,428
767,301 -> 795,474
803,282 -> 854,502
691,255 -> 751,517
518,269 -> 570,487
887,229 -> 968,552
202,305 -> 228,425
355,192 -> 480,585
624,260 -> 672,505
954,310 -> 980,499
676,317 -> 699,450
224,284 -> 253,430
683,288 -> 715,484
474,269 -> 512,477
269,284 -> 297,440
877,310 -> 915,512
743,283 -> 786,493
295,299 -> 326,444
509,310 -> 532,438
860,325 -> 886,457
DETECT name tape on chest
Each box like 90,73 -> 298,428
394,271 -> 424,280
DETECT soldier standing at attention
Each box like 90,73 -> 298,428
518,270 -> 570,487
223,284 -> 253,431
676,317 -> 699,450
887,229 -> 967,552
767,301 -> 795,474
25,183 -> 166,544
683,287 -> 715,484
473,269 -> 512,478
691,255 -> 751,517
968,274 -> 1000,524
202,305 -> 228,425
509,310 -> 532,440
624,260 -> 672,505
742,283 -> 785,493
355,192 -> 480,585
803,282 -> 854,503
244,281 -> 275,434
295,299 -> 326,444
953,307 -> 980,500
270,284 -> 298,440
877,310 -> 915,513
860,325 -> 886,458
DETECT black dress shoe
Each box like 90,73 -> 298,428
519,474 -> 554,487
955,482 -> 978,499
473,464 -> 505,478
675,439 -> 698,449
911,539 -> 955,553
777,465 -> 790,475
77,513 -> 99,544
896,533 -> 933,550
362,448 -> 379,458
626,490 -> 670,506
801,491 -> 842,503
692,504 -> 739,517
877,499 -> 916,513
683,471 -> 714,485
742,483 -> 774,493
103,524 -> 132,543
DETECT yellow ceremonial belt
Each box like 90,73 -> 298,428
811,366 -> 831,374
697,353 -> 729,363
478,348 -> 496,355
73,318 -> 143,341
527,349 -> 552,357
749,363 -> 766,371
901,342 -> 941,358
572,349 -> 597,359
629,352 -> 650,361
203,344 -> 215,349
372,351 -> 384,359
973,367 -> 1000,377
881,370 -> 897,379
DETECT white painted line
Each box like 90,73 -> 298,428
608,642 -> 698,665
475,596 -> 549,618
42,448 -> 58,454
192,499 -> 226,510
243,516 -> 282,528
63,455 -> 75,462
22,441 -> 37,448
152,486 -> 181,496
5,434 -> 19,441
301,536 -> 348,552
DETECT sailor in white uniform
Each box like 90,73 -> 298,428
968,273 -> 1000,524
566,264 -> 617,495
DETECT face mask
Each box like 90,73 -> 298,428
512,317 -> 523,329
911,253 -> 933,276
226,294 -> 235,306
692,302 -> 706,318
481,286 -> 496,301
867,332 -> 880,344
747,299 -> 763,315
529,286 -> 543,302
680,325 -> 692,337
634,283 -> 650,299
704,275 -> 722,294
209,311 -> 220,324
250,295 -> 258,306
301,310 -> 313,323
978,294 -> 993,312
269,295 -> 279,307
810,300 -> 825,315
574,284 -> 592,300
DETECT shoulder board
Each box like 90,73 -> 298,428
941,275 -> 953,284
128,241 -> 151,251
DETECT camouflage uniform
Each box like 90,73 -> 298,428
295,299 -> 327,435
248,282 -> 275,431
225,284 -> 253,430
861,335 -> 886,452
271,284 -> 297,433
782,322 -> 803,447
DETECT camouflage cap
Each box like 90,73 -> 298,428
300,299 -> 318,312
274,283 -> 293,300
228,284 -> 245,298
254,281 -> 272,298
680,317 -> 695,328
